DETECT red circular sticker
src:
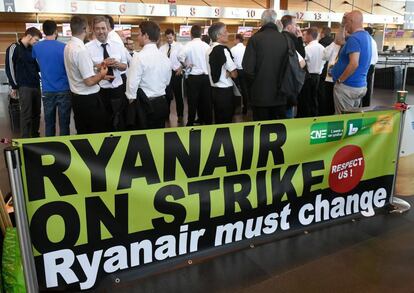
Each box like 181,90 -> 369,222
329,145 -> 365,194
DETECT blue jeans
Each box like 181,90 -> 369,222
286,106 -> 294,119
42,91 -> 71,136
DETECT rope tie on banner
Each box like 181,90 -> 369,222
0,138 -> 12,145
394,103 -> 409,111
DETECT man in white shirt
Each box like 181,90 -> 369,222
231,34 -> 249,115
104,15 -> 132,91
64,16 -> 112,134
207,22 -> 238,124
125,37 -> 135,57
362,27 -> 378,107
126,21 -> 172,129
178,25 -> 212,126
86,16 -> 128,131
298,27 -> 325,117
160,29 -> 184,122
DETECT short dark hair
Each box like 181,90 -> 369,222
201,34 -> 210,45
42,20 -> 57,36
235,34 -> 244,43
104,15 -> 115,30
25,27 -> 42,39
165,28 -> 175,36
139,21 -> 160,42
306,27 -> 318,40
321,27 -> 331,37
70,16 -> 88,36
281,15 -> 295,29
208,22 -> 225,42
364,27 -> 374,36
191,25 -> 202,38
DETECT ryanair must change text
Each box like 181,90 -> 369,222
20,115 -> 397,291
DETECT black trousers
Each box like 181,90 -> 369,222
146,95 -> 169,129
186,74 -> 212,126
166,71 -> 184,118
362,65 -> 375,107
71,92 -> 109,134
212,87 -> 234,124
100,86 -> 127,131
236,69 -> 249,112
18,86 -> 41,138
324,81 -> 335,116
252,105 -> 286,121
297,74 -> 320,118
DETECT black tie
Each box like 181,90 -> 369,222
101,43 -> 114,77
167,44 -> 171,58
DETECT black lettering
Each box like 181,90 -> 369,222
152,185 -> 186,229
256,170 -> 268,209
271,165 -> 299,204
23,142 -> 76,201
118,134 -> 160,189
223,174 -> 252,216
164,130 -> 201,182
302,161 -> 325,196
30,201 -> 80,253
202,128 -> 237,176
188,178 -> 220,221
71,136 -> 120,193
86,194 -> 129,244
241,125 -> 255,171
257,123 -> 286,168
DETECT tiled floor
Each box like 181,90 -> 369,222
1,86 -> 414,293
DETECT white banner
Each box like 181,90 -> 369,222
396,106 -> 414,196
3,0 -> 404,24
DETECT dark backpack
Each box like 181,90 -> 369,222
278,32 -> 306,106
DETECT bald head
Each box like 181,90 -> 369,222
344,10 -> 364,34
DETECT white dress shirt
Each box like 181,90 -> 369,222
370,37 -> 379,65
64,36 -> 100,95
108,30 -> 131,73
323,42 -> 341,82
305,40 -> 326,74
160,41 -> 184,71
126,43 -> 172,100
86,39 -> 127,89
207,43 -> 237,88
177,38 -> 210,75
230,42 -> 246,70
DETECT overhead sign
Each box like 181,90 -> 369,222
179,25 -> 192,37
62,23 -> 71,37
16,110 -> 401,291
3,0 -> 15,12
237,26 -> 253,38
114,24 -> 132,38
4,0 -> 404,24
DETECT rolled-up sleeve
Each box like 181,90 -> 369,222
177,45 -> 188,64
224,49 -> 237,72
78,49 -> 95,80
126,54 -> 144,100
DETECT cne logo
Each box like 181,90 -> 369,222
310,129 -> 327,139
310,121 -> 344,144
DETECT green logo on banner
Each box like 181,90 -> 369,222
310,121 -> 344,144
345,118 -> 377,137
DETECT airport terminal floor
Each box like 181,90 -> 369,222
1,88 -> 414,292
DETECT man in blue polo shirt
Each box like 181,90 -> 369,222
33,20 -> 71,136
331,11 -> 371,114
